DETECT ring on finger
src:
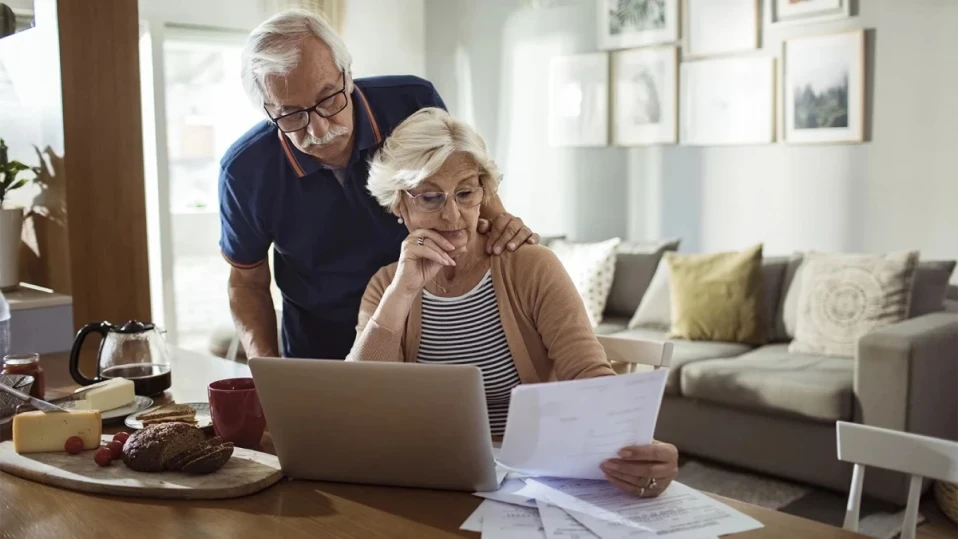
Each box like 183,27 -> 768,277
417,237 -> 424,246
648,478 -> 658,490
638,487 -> 646,497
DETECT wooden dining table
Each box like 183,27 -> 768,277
0,348 -> 867,538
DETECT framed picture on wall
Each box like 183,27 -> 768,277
680,56 -> 775,146
767,0 -> 851,26
547,53 -> 609,147
784,30 -> 864,144
611,46 -> 677,146
598,0 -> 679,51
687,0 -> 759,57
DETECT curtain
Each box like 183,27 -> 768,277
266,0 -> 344,34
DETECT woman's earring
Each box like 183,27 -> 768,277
397,217 -> 404,224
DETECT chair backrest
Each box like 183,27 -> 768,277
596,335 -> 673,373
835,421 -> 958,539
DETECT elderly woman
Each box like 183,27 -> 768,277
349,107 -> 678,498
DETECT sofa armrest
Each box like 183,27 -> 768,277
855,312 -> 958,441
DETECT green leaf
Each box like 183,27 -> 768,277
9,178 -> 27,191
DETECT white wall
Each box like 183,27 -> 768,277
342,0 -> 425,78
424,0 -> 958,283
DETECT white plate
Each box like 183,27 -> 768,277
58,395 -> 154,421
124,402 -> 212,430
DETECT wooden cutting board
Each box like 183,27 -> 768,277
0,435 -> 284,499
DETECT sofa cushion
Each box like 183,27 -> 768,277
779,256 -> 955,340
681,344 -> 854,422
550,238 -> 621,327
665,244 -> 767,345
604,238 -> 680,318
789,251 -> 919,357
761,257 -> 789,341
627,258 -> 672,329
595,316 -> 630,335
908,260 -> 957,317
609,327 -> 753,395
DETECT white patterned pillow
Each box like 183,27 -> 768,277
550,238 -> 621,327
789,251 -> 919,357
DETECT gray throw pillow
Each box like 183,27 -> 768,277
908,260 -> 957,317
604,239 -> 680,318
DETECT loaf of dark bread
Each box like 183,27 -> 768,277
122,423 -> 206,472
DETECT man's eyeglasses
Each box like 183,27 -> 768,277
266,69 -> 348,133
405,186 -> 485,213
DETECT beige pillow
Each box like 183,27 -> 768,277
664,244 -> 768,344
627,257 -> 672,329
550,238 -> 621,327
788,251 -> 919,357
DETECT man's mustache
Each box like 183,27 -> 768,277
302,125 -> 349,146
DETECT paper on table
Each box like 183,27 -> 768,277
481,499 -> 546,538
536,500 -> 599,539
518,479 -> 760,539
476,478 -> 538,508
461,500 -> 487,532
498,370 -> 668,479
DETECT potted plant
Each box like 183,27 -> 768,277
0,138 -> 38,290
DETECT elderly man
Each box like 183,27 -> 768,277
219,9 -> 537,361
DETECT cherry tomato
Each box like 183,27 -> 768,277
64,436 -> 84,455
94,447 -> 113,467
106,440 -> 123,459
112,432 -> 130,445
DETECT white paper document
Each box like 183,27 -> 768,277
536,500 -> 599,539
481,499 -> 546,538
476,478 -> 539,508
517,478 -> 761,539
498,370 -> 668,479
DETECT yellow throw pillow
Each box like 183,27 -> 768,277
665,244 -> 767,345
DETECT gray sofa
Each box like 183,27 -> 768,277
595,245 -> 958,505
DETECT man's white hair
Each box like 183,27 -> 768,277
241,8 -> 353,111
367,108 -> 502,211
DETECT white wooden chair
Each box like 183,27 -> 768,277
596,335 -> 673,373
836,421 -> 958,539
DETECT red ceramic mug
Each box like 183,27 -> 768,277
208,377 -> 266,449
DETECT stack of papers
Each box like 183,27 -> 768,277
461,370 -> 763,538
462,477 -> 764,538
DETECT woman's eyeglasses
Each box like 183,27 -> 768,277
266,69 -> 348,133
405,186 -> 485,213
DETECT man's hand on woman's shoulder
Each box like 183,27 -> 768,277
478,212 -> 539,255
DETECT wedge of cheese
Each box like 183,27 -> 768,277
72,378 -> 136,412
12,410 -> 102,453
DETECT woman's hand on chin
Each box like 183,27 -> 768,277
394,229 -> 458,294
600,440 -> 679,498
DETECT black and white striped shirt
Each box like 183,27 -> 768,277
418,270 -> 521,436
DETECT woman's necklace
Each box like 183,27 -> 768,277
431,253 -> 487,295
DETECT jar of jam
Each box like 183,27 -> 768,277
2,353 -> 46,399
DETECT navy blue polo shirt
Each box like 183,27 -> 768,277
218,75 -> 446,360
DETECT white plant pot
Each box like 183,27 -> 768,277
0,207 -> 24,290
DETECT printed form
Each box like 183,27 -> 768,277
497,369 -> 668,479
516,478 -> 761,539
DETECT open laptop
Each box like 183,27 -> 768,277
248,357 -> 500,492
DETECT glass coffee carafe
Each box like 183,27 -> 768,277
69,320 -> 172,396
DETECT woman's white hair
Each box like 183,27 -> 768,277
367,108 -> 502,211
241,8 -> 353,111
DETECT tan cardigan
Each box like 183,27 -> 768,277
348,245 -> 616,383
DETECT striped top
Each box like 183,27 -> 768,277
418,270 -> 521,436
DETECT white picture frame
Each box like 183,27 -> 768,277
680,56 -> 776,146
767,0 -> 851,26
547,53 -> 610,147
598,0 -> 680,51
686,0 -> 759,57
783,30 -> 864,144
612,46 -> 677,146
